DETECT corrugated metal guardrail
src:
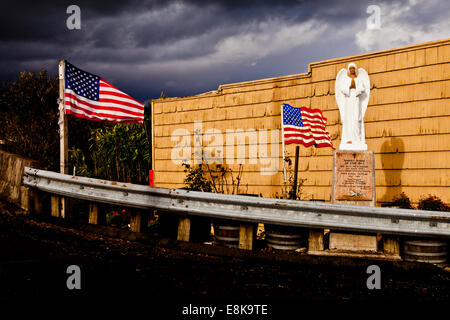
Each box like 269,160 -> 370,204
23,167 -> 450,238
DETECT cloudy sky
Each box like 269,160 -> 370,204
1,0 -> 449,102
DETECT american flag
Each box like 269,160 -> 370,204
282,103 -> 334,149
64,61 -> 144,123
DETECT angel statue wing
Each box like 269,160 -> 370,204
335,68 -> 348,122
358,68 -> 370,119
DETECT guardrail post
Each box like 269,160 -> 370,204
130,210 -> 142,233
308,230 -> 324,251
51,195 -> 60,217
88,203 -> 98,224
19,186 -> 32,213
383,235 -> 400,256
32,190 -> 44,215
239,223 -> 255,250
177,216 -> 191,242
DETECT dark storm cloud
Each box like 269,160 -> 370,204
0,0 -> 447,101
0,1 -> 329,82
0,0 -> 354,51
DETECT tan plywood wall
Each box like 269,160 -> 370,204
152,38 -> 450,205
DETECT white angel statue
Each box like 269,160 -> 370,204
335,62 -> 370,150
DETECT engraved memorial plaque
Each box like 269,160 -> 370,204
334,151 -> 374,201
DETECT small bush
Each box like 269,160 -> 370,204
391,192 -> 413,209
182,163 -> 212,192
418,195 -> 450,212
182,161 -> 247,194
70,118 -> 151,184
105,208 -> 131,228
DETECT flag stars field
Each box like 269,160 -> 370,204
64,61 -> 144,123
282,103 -> 334,149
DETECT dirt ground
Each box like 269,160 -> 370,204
0,200 -> 449,316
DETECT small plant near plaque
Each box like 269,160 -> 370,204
390,192 -> 414,209
418,195 -> 450,212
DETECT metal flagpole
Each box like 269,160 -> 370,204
281,104 -> 286,183
290,145 -> 300,199
58,59 -> 69,218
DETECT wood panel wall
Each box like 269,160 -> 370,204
152,38 -> 450,205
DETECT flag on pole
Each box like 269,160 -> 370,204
282,103 -> 334,149
64,61 -> 144,123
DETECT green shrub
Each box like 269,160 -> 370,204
0,70 -> 59,169
182,163 -> 212,192
418,195 -> 450,212
85,120 -> 151,184
391,192 -> 413,209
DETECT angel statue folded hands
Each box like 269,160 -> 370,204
335,63 -> 370,150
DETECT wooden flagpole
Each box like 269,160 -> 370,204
281,104 -> 286,183
58,59 -> 69,218
150,100 -> 155,187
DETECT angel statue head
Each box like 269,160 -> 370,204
348,62 -> 357,76
335,63 -> 371,151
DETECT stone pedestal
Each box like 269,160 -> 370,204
330,150 -> 377,252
